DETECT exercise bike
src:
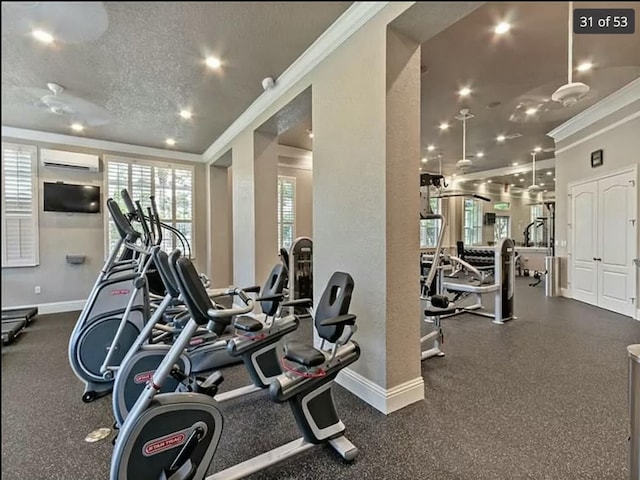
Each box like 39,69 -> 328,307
110,257 -> 361,480
111,245 -> 295,426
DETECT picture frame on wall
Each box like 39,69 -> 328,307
591,149 -> 603,168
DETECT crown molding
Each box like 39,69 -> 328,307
203,1 -> 392,165
1,126 -> 203,163
547,77 -> 640,142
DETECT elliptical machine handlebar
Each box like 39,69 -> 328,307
134,200 -> 152,246
149,195 -> 163,245
121,189 -> 137,220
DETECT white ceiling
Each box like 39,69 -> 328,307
392,1 -> 640,176
1,1 -> 351,153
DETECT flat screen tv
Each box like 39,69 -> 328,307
43,182 -> 101,214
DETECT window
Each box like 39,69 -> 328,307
1,143 -> 39,267
277,176 -> 296,250
105,157 -> 194,256
494,215 -> 510,242
463,198 -> 483,246
420,198 -> 442,248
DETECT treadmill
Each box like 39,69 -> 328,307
2,307 -> 37,345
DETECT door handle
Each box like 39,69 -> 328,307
593,258 -> 602,262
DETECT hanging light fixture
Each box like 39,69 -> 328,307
528,150 -> 542,193
455,108 -> 474,171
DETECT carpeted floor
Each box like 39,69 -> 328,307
2,278 -> 639,479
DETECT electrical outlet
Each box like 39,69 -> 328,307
35,286 -> 41,294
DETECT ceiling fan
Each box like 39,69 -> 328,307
551,1 -> 590,107
455,108 -> 474,172
23,82 -> 112,127
1,2 -> 108,44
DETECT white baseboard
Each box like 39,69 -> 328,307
560,288 -> 571,298
2,299 -> 86,315
636,309 -> 640,321
336,367 -> 424,415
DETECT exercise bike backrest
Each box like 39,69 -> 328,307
150,247 -> 181,299
259,263 -> 288,317
173,256 -> 254,327
315,272 -> 354,344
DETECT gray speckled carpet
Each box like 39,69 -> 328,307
2,278 -> 639,479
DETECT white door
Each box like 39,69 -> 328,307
597,171 -> 637,316
571,181 -> 598,306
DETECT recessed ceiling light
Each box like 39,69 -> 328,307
534,146 -> 542,152
308,130 -> 314,139
512,162 -> 518,166
526,108 -> 538,116
496,135 -> 506,142
205,56 -> 222,69
427,145 -> 435,151
577,61 -> 593,72
421,157 -> 427,163
495,22 -> 511,35
510,183 -> 515,187
439,122 -> 449,131
487,180 -> 492,183
473,183 -> 478,186
540,183 -> 545,187
32,29 -> 54,44
71,123 -> 84,132
165,138 -> 176,146
179,110 -> 192,119
544,190 -> 548,193
546,171 -> 552,175
458,87 -> 472,97
553,177 -> 556,181
519,178 -> 524,182
515,173 -> 520,177
452,173 -> 457,177
477,152 -> 484,158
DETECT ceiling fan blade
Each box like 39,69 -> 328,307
1,2 -> 108,44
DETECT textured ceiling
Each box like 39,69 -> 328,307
257,87 -> 312,151
393,1 -> 640,176
1,1 -> 351,153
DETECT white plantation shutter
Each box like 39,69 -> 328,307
2,143 -> 39,267
278,176 -> 296,250
104,157 -> 194,256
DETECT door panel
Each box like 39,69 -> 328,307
571,183 -> 598,306
597,172 -> 636,316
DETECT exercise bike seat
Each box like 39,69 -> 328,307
284,341 -> 326,368
234,315 -> 263,332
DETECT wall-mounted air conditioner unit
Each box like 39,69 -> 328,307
40,149 -> 100,172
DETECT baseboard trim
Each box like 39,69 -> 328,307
636,309 -> 640,321
2,299 -> 86,315
560,288 -> 571,298
336,368 -> 424,415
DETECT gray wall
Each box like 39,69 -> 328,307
554,103 -> 640,297
1,137 -> 206,309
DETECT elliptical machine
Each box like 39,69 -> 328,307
110,257 -> 361,480
68,197 -> 155,403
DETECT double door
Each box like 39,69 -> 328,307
570,168 -> 637,316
